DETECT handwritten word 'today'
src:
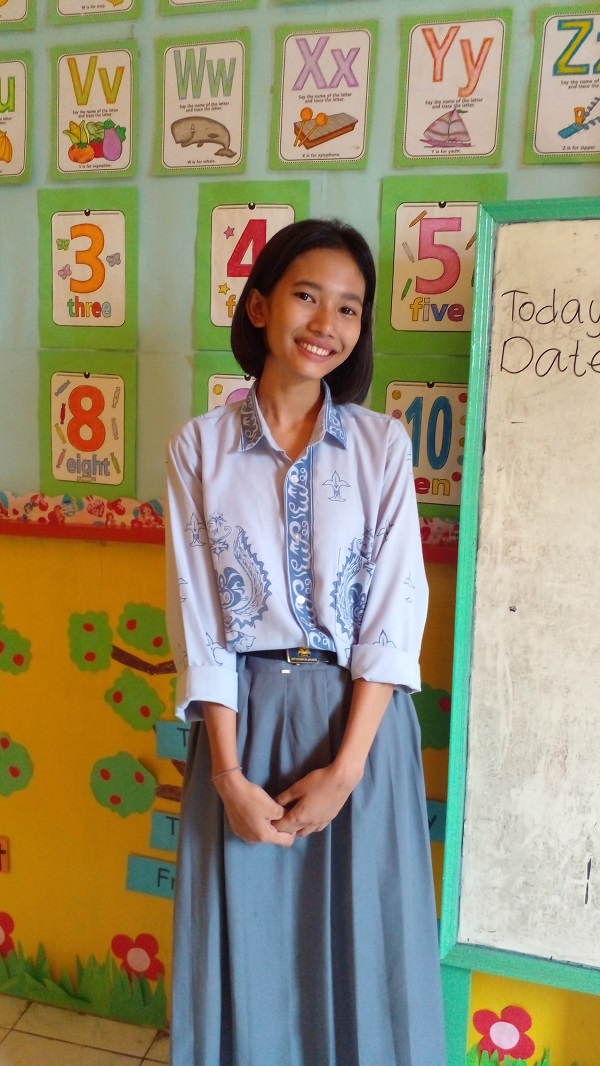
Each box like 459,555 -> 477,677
499,287 -> 600,379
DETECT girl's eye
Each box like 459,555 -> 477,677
295,291 -> 313,302
340,306 -> 357,316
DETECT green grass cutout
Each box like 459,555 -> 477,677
0,943 -> 166,1028
467,1047 -> 551,1066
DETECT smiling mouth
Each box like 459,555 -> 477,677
298,341 -> 336,358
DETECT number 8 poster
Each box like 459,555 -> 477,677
195,180 -> 310,350
39,350 -> 137,499
39,188 -> 138,350
376,174 -> 507,357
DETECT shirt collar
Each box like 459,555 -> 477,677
239,382 -> 347,451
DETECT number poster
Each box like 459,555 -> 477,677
526,6 -> 600,163
39,188 -> 138,350
51,41 -> 137,179
270,22 -> 376,169
39,349 -> 137,499
371,355 -> 469,509
195,180 -> 310,350
397,11 -> 511,166
193,352 -> 253,416
155,32 -> 249,176
0,51 -> 31,183
376,173 -> 507,356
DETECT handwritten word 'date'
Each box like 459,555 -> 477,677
500,336 -> 600,378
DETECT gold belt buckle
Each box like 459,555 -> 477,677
286,646 -> 318,665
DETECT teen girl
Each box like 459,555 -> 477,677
165,219 -> 446,1065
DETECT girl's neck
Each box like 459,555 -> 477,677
256,372 -> 324,462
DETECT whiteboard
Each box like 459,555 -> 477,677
442,202 -> 600,986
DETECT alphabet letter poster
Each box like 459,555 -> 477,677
397,11 -> 511,166
155,32 -> 249,175
159,0 -> 256,13
270,21 -> 376,169
51,41 -> 137,179
0,0 -> 33,31
194,179 -> 310,350
0,51 -> 31,183
49,0 -> 140,24
526,6 -> 600,163
376,173 -> 507,356
39,187 -> 138,350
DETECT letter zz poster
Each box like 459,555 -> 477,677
155,33 -> 248,175
270,21 -> 377,169
397,11 -> 511,167
526,6 -> 600,163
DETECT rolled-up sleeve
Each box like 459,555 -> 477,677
350,420 -> 428,693
165,424 -> 239,719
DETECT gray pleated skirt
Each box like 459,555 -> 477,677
170,655 -> 446,1066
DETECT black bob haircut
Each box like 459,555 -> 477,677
230,218 -> 376,405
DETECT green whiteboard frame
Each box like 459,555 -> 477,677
440,196 -> 600,1002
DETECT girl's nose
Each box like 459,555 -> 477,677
309,303 -> 334,334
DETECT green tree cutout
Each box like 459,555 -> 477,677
68,604 -> 182,815
0,602 -> 32,675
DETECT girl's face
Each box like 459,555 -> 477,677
246,247 -> 365,390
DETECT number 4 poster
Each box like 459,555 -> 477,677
376,174 -> 507,357
195,180 -> 310,350
39,187 -> 138,350
526,6 -> 600,163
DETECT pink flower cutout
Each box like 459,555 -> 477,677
111,933 -> 164,981
473,1005 -> 535,1061
0,912 -> 15,958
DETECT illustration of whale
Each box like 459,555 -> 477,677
170,117 -> 236,158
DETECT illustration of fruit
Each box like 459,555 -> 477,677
0,131 -> 12,164
102,121 -> 126,162
0,1 -> 9,8
63,121 -> 95,164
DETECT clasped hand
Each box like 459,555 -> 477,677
215,764 -> 359,846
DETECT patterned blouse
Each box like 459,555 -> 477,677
165,383 -> 428,718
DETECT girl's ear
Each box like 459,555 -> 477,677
246,288 -> 268,328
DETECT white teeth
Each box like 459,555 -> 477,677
300,342 -> 332,357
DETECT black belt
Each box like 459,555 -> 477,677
246,647 -> 337,665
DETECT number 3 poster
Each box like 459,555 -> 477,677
376,174 -> 507,356
195,180 -> 310,350
38,188 -> 138,350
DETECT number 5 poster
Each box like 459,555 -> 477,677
195,180 -> 310,350
51,41 -> 137,180
39,187 -> 138,350
376,174 -> 507,357
39,349 -> 137,499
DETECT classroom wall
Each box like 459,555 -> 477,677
1,0 -> 599,1062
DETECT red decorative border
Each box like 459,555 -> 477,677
0,490 -> 459,561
